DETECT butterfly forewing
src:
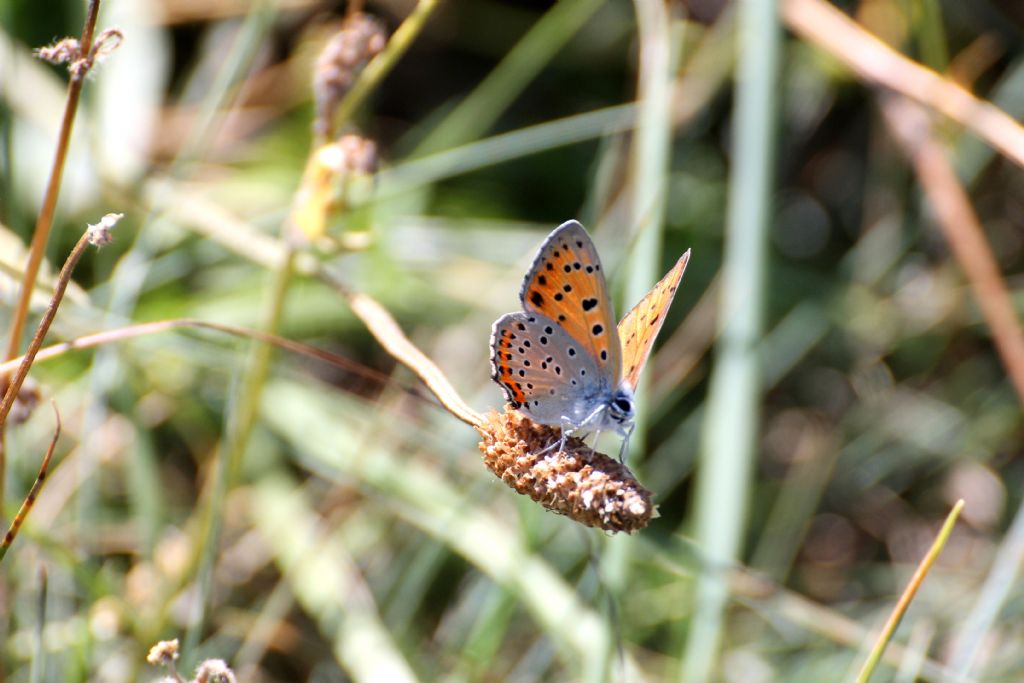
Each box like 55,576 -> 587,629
617,249 -> 691,391
490,311 -> 607,426
517,221 -> 621,385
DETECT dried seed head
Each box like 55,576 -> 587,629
476,407 -> 655,533
319,134 -> 378,175
312,14 -> 387,139
91,28 -> 125,64
146,639 -> 179,666
87,212 -> 123,247
36,28 -> 124,79
36,38 -> 80,65
194,658 -> 237,683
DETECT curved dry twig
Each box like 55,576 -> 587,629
880,94 -> 1024,406
782,0 -> 1024,169
0,401 -> 61,562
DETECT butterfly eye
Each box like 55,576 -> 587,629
611,396 -> 634,418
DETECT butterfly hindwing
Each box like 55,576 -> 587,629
617,250 -> 691,391
490,311 -> 607,426
517,220 -> 621,385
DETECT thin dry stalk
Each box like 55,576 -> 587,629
0,228 -> 95,431
344,290 -> 484,427
724,561 -> 966,681
4,0 -> 105,364
0,403 -> 61,562
880,94 -> 1024,406
0,318 -> 402,395
2,0 -> 120,509
782,0 -> 1024,169
855,500 -> 965,683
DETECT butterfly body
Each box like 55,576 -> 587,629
491,310 -> 636,434
490,220 -> 689,456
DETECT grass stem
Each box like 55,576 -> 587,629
682,0 -> 780,678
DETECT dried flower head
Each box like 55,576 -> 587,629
87,212 -> 123,247
312,13 -> 387,139
37,38 -> 81,65
36,28 -> 123,79
332,134 -> 378,175
476,407 -> 655,533
91,28 -> 124,62
146,639 -> 179,667
194,659 -> 237,683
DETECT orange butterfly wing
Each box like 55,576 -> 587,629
617,250 -> 691,391
518,221 -> 622,382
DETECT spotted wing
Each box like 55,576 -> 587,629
517,220 -> 621,385
490,311 -> 606,427
617,249 -> 690,391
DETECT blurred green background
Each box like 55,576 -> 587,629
1,0 -> 1023,681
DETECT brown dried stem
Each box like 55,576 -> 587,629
2,0 -> 111,511
0,402 -> 61,563
0,318 -> 402,395
344,289 -> 485,428
880,94 -> 1024,406
782,0 -> 1024,169
0,230 -> 93,431
4,0 -> 103,366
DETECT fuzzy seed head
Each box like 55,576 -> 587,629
146,639 -> 179,666
194,659 -> 237,683
476,408 -> 655,533
312,14 -> 387,139
87,212 -> 123,247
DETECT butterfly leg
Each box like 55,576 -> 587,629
556,416 -> 577,454
617,423 -> 635,464
532,417 -> 575,456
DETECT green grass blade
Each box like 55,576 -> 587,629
681,0 -> 781,678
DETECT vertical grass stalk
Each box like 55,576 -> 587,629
596,1 -> 676,680
681,0 -> 780,679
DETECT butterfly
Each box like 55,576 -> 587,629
490,219 -> 690,460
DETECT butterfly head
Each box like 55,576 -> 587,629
606,387 -> 635,434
